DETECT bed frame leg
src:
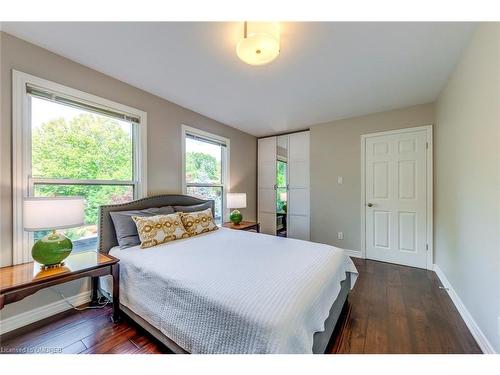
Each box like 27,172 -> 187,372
111,263 -> 120,323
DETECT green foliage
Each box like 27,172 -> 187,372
276,161 -> 287,213
185,152 -> 220,183
32,113 -> 132,180
185,152 -> 222,221
276,160 -> 287,187
32,113 -> 133,237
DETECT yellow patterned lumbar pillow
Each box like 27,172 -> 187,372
180,208 -> 218,236
132,213 -> 190,249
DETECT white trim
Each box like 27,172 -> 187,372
12,70 -> 147,265
344,249 -> 363,259
426,126 -> 434,270
433,264 -> 496,354
359,125 -> 433,139
360,125 -> 434,269
0,290 -> 91,335
181,124 -> 230,222
360,134 -> 366,259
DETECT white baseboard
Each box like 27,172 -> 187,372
433,264 -> 496,354
344,249 -> 363,259
0,291 -> 91,335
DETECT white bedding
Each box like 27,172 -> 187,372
108,228 -> 358,353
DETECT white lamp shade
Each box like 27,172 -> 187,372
227,193 -> 247,209
24,197 -> 85,231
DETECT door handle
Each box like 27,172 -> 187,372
367,203 -> 375,207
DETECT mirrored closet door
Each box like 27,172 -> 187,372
258,131 -> 310,240
276,136 -> 288,237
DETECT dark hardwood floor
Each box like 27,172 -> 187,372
330,258 -> 481,354
0,258 -> 481,354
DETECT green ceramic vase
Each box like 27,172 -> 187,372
229,209 -> 243,225
32,231 -> 73,267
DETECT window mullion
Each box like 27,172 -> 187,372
186,183 -> 224,188
30,177 -> 135,186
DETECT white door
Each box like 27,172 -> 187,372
288,131 -> 310,240
364,128 -> 430,269
258,137 -> 276,235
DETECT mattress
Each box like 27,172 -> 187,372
106,228 -> 358,353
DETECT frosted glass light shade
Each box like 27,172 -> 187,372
24,197 -> 85,231
227,193 -> 247,209
237,22 -> 280,66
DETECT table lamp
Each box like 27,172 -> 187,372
227,193 -> 246,225
24,197 -> 85,268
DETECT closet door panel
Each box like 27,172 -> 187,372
288,189 -> 309,216
259,213 -> 276,235
258,188 -> 276,213
289,161 -> 309,188
258,137 -> 277,235
258,164 -> 275,189
258,137 -> 276,162
289,132 -> 309,161
288,215 -> 310,241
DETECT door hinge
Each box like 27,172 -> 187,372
426,142 -> 429,149
426,244 -> 429,251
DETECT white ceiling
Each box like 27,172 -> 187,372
2,22 -> 476,136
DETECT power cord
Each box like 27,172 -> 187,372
55,289 -> 110,311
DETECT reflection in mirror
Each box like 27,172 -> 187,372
276,136 -> 288,237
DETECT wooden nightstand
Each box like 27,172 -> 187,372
222,221 -> 260,233
0,251 -> 120,323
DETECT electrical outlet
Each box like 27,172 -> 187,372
337,176 -> 343,185
337,232 -> 343,240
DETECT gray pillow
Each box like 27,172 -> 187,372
110,205 -> 174,249
173,202 -> 213,213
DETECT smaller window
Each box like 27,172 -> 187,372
182,126 -> 229,224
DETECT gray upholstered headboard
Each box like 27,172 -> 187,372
98,194 -> 215,254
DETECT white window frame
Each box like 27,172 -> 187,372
181,124 -> 230,223
12,70 -> 148,264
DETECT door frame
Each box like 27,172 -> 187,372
360,125 -> 433,270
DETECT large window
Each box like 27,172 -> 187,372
182,126 -> 229,224
13,71 -> 147,263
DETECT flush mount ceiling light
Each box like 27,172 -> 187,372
236,22 -> 280,66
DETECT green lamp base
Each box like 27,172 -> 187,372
229,209 -> 243,225
32,230 -> 73,267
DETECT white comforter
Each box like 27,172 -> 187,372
109,228 -> 358,353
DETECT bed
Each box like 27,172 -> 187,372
98,194 -> 358,354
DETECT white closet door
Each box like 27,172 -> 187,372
287,131 -> 310,240
258,137 -> 276,235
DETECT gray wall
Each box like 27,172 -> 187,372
0,32 -> 256,319
310,103 -> 434,252
434,23 -> 500,352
